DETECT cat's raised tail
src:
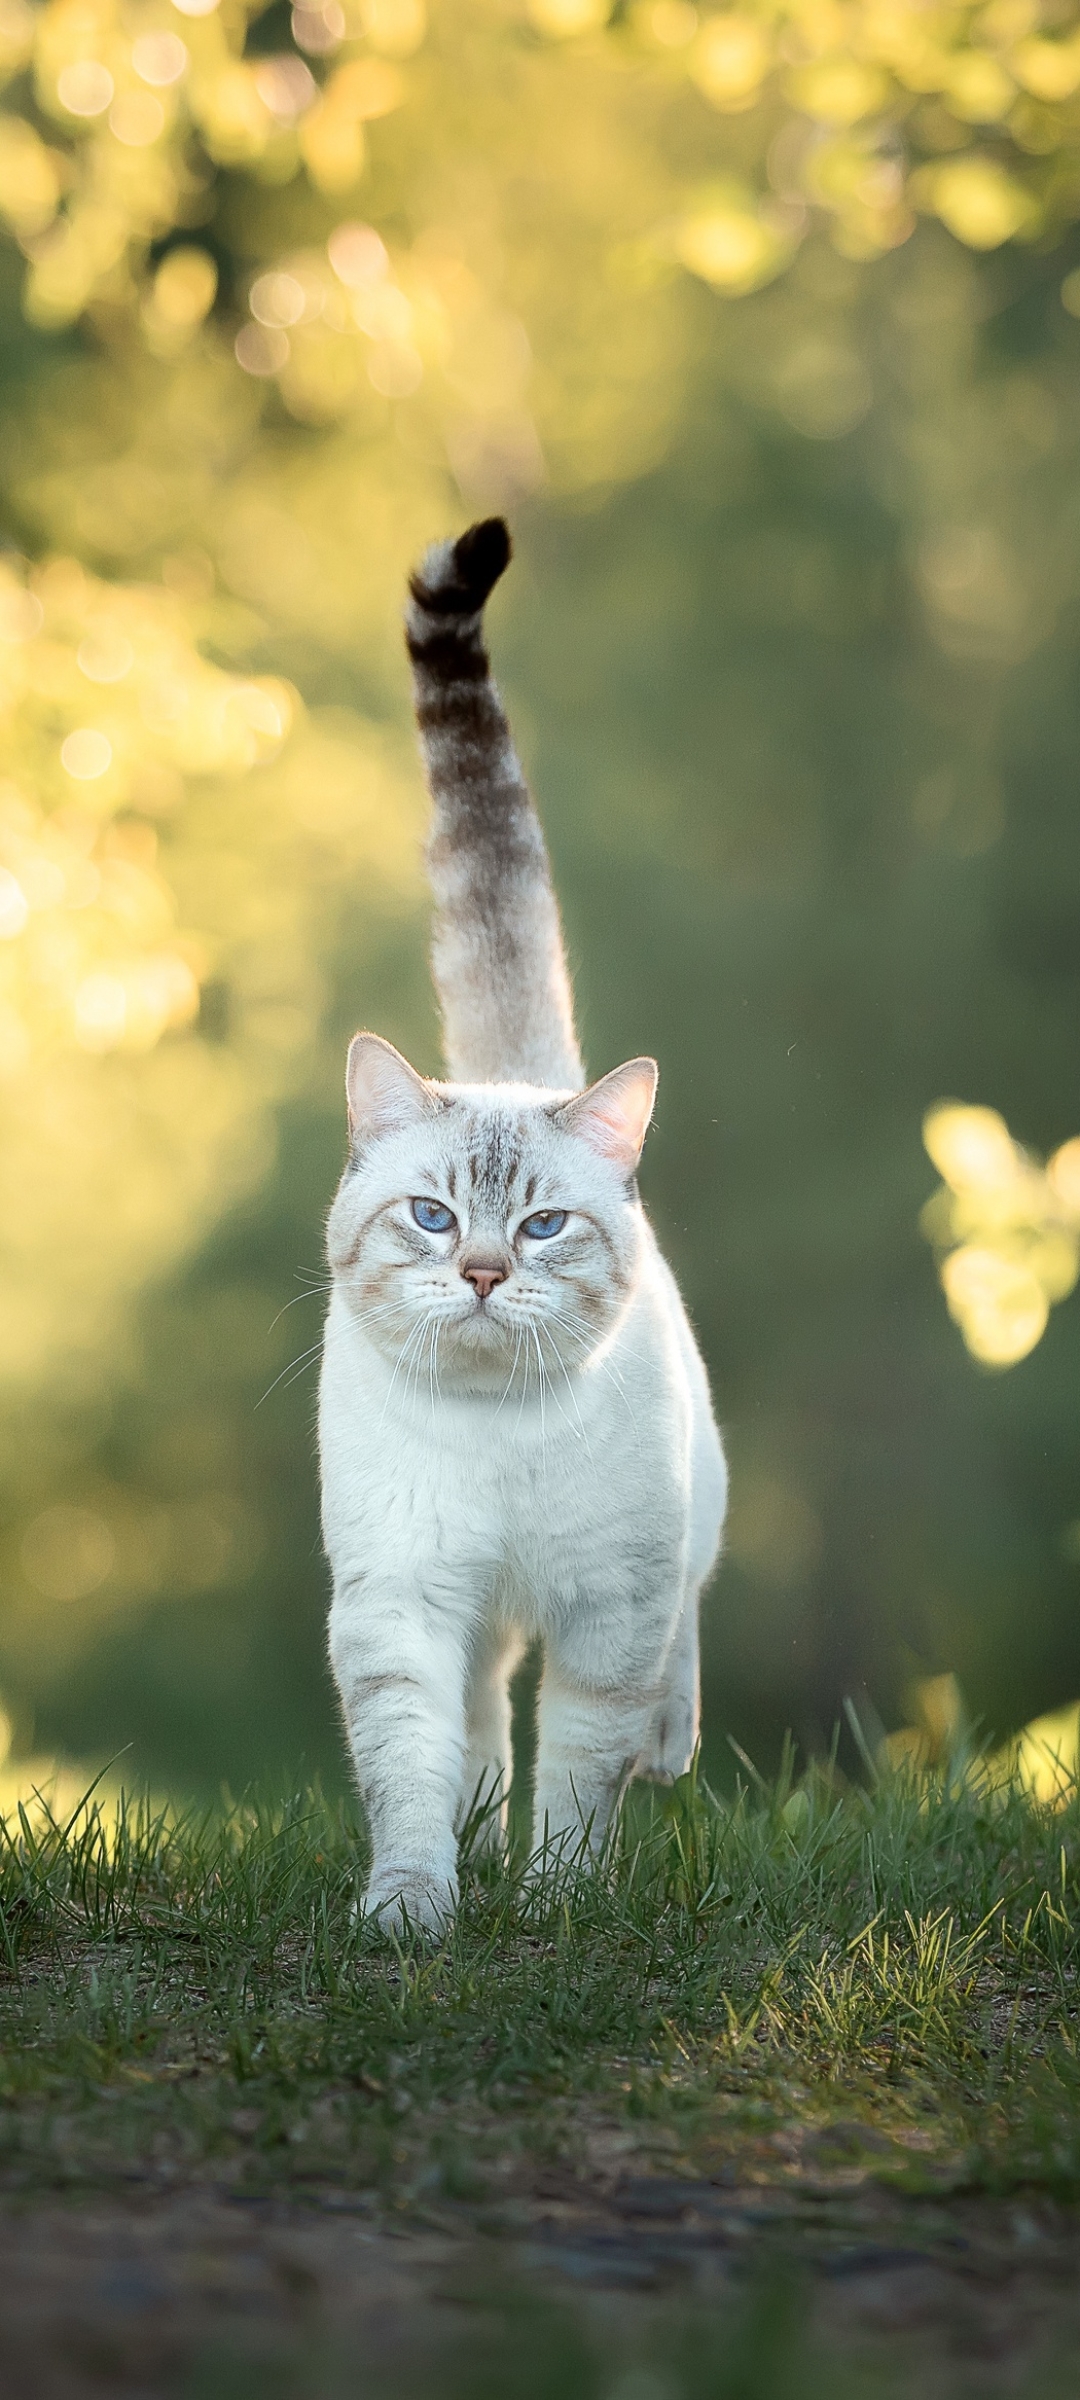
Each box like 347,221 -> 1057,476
406,518 -> 584,1092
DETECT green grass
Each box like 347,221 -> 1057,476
0,1748 -> 1077,2208
5,1756 -> 1080,2395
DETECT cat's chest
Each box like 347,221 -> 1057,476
375,1388 -> 625,1541
422,1395 -> 659,1574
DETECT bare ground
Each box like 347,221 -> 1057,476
2,2126 -> 1079,2399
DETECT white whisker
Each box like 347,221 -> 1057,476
255,1340 -> 324,1408
377,1317 -> 431,1430
550,1306 -> 642,1447
402,1314 -> 436,1416
514,1325 -> 535,1434
266,1285 -> 332,1334
493,1326 -> 524,1417
536,1319 -> 593,1458
528,1323 -> 549,1466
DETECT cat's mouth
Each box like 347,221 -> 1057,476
442,1291 -> 556,1347
455,1293 -> 522,1335
367,1286 -> 564,1357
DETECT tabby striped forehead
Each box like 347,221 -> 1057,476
440,1103 -> 546,1218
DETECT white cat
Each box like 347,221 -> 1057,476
319,518 -> 726,1932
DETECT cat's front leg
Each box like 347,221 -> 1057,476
532,1668 -> 659,1861
329,1582 -> 469,1934
637,1576 -> 701,1786
532,1594 -> 675,1861
458,1624 -> 527,1859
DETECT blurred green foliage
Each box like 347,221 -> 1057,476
0,0 -> 1079,1794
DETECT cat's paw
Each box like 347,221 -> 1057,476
362,1865 -> 458,1938
636,1691 -> 698,1786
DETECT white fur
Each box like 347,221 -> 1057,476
319,1053 -> 726,1932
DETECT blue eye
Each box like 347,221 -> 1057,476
412,1197 -> 456,1234
520,1209 -> 567,1240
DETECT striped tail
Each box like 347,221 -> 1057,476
405,517 -> 584,1092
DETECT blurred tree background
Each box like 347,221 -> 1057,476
1,0 -> 1080,1794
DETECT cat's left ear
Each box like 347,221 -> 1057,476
554,1058 -> 658,1176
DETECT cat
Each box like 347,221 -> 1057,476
319,517 -> 727,1932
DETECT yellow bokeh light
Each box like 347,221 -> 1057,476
356,0 -> 426,55
0,0 -> 1057,371
945,50 -> 1014,122
1010,35 -> 1080,101
923,1101 -> 1019,1191
786,55 -> 889,124
527,0 -> 611,34
56,59 -> 114,117
61,727 -> 113,780
251,270 -> 307,329
0,117 -> 61,237
328,221 -> 388,288
293,0 -> 344,54
884,1679 -> 1080,1809
0,513 -> 412,1448
109,90 -> 165,145
0,553 -> 296,1084
1048,1138 -> 1080,1217
644,0 -> 699,47
940,1245 -> 1049,1365
132,32 -> 188,86
352,280 -> 411,339
74,970 -> 131,1049
148,246 -> 217,336
676,202 -> 789,293
922,155 -> 1036,248
995,1699 -> 1080,1805
76,626 -> 132,682
299,102 -> 364,192
326,56 -> 404,117
236,322 -> 290,375
923,1104 -> 1080,1367
74,953 -> 200,1051
691,14 -> 771,109
253,55 -> 316,121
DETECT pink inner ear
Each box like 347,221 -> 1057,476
347,1033 -> 433,1138
589,1100 -> 641,1158
559,1058 -> 658,1171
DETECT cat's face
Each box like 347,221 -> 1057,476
326,1035 -> 657,1394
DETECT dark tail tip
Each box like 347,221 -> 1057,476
453,517 -> 511,606
409,517 -> 512,617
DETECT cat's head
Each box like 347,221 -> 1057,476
326,1034 -> 657,1392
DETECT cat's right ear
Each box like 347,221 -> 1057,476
346,1034 -> 438,1144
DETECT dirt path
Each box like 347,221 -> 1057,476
2,2146 -> 1078,2398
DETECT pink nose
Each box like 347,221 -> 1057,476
462,1261 -> 507,1300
